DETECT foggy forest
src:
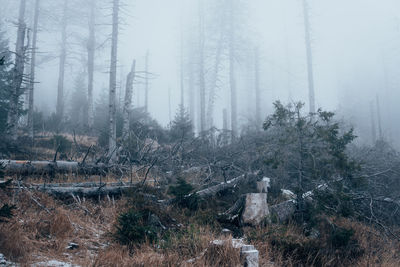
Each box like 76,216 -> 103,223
0,0 -> 400,266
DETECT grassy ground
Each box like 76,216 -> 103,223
1,176 -> 400,267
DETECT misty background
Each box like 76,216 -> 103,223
1,0 -> 400,147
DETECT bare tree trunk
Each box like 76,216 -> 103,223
168,86 -> 172,122
7,0 -> 27,140
122,60 -> 136,139
144,50 -> 149,113
180,23 -> 185,117
207,31 -> 224,130
87,0 -> 96,129
254,47 -> 261,128
302,0 -> 315,113
370,101 -> 377,144
108,0 -> 119,161
27,0 -> 40,140
198,0 -> 206,134
376,95 -> 383,140
222,108 -> 228,131
229,1 -> 237,138
56,0 -> 68,120
188,54 -> 196,132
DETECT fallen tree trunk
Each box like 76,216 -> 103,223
194,172 -> 258,199
37,185 -> 133,198
0,160 -> 112,176
19,182 -> 137,198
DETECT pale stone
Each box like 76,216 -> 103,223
242,193 -> 269,225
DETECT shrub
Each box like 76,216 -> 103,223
0,204 -> 15,223
168,177 -> 198,210
51,135 -> 71,153
115,209 -> 158,245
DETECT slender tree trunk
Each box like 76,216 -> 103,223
370,101 -> 377,144
229,1 -> 237,138
302,0 -> 315,113
87,0 -> 96,129
188,55 -> 196,132
122,60 -> 136,139
254,47 -> 261,128
168,86 -> 172,122
206,31 -> 224,130
376,95 -> 383,140
198,0 -> 206,134
222,108 -> 228,131
27,0 -> 40,140
56,0 -> 68,120
180,23 -> 185,118
144,50 -> 149,113
108,0 -> 119,161
7,0 -> 27,139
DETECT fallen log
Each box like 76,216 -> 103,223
37,185 -> 133,198
194,172 -> 258,199
0,160 -> 113,176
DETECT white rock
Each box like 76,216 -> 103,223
242,193 -> 270,226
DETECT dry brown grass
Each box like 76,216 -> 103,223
0,221 -> 30,262
246,217 -> 400,267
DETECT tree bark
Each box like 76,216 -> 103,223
370,101 -> 377,144
122,60 -> 136,139
302,0 -> 315,113
144,50 -> 149,113
7,0 -> 27,139
206,31 -> 224,130
229,0 -> 237,138
198,0 -> 206,134
27,0 -> 40,140
254,47 -> 261,128
376,94 -> 383,140
56,0 -> 68,120
108,0 -> 119,161
194,173 -> 257,199
87,0 -> 96,129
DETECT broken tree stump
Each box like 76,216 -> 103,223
240,245 -> 259,267
242,193 -> 270,226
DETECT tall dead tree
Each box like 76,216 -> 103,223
7,0 -> 27,139
56,0 -> 68,120
27,0 -> 40,140
206,29 -> 224,130
254,47 -> 261,128
228,0 -> 238,138
370,101 -> 377,144
223,108 -> 228,131
188,52 -> 196,132
168,86 -> 172,122
179,21 -> 185,118
122,60 -> 136,139
376,95 -> 383,140
198,0 -> 206,134
108,0 -> 119,161
144,50 -> 149,113
87,0 -> 96,129
302,0 -> 315,113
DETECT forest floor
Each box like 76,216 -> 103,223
1,135 -> 400,266
1,176 -> 400,267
